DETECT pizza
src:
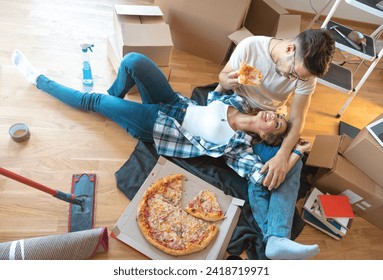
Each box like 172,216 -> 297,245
185,189 -> 225,222
238,61 -> 263,86
136,174 -> 220,256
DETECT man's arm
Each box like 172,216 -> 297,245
260,93 -> 311,189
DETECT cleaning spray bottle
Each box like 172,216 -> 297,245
80,42 -> 94,90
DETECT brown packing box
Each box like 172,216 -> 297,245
112,4 -> 173,66
244,0 -> 301,39
228,0 -> 301,50
154,0 -> 251,64
111,157 -> 245,259
107,32 -> 171,94
343,113 -> 383,187
306,135 -> 383,229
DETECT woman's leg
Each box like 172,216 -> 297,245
263,161 -> 320,260
107,52 -> 179,105
36,75 -> 158,142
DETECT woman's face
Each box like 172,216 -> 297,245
256,111 -> 288,144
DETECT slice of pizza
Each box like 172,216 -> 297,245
184,189 -> 225,222
238,61 -> 263,86
181,210 -> 218,255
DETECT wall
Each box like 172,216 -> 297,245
275,0 -> 381,25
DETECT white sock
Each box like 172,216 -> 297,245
265,236 -> 320,260
11,50 -> 40,84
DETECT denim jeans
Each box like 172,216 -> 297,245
36,52 -> 180,142
248,160 -> 302,241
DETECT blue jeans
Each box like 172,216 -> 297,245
36,52 -> 180,142
248,160 -> 302,241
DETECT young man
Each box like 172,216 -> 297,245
216,28 -> 335,190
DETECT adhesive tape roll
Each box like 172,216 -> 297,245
9,123 -> 31,142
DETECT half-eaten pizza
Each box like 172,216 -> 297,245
238,61 -> 263,86
136,174 -> 224,256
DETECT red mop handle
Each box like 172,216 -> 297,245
0,167 -> 57,196
0,167 -> 83,206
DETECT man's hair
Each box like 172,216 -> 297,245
294,28 -> 335,77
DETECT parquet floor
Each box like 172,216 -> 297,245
0,0 -> 382,259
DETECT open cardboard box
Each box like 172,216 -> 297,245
228,0 -> 301,53
154,0 -> 251,64
343,113 -> 383,187
244,0 -> 301,39
306,135 -> 383,229
112,4 -> 173,66
111,157 -> 245,259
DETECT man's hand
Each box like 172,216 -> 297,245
260,153 -> 289,191
226,70 -> 241,90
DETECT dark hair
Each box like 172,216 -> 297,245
294,28 -> 335,77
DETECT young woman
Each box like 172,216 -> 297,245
12,51 -> 318,260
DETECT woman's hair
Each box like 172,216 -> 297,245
294,28 -> 335,77
251,116 -> 292,146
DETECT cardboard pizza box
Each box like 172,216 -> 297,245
111,157 -> 245,260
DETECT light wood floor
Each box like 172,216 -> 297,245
0,0 -> 382,260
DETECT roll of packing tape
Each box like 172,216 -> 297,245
9,123 -> 31,142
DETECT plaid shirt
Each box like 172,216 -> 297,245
153,91 -> 265,185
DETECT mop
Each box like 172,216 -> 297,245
0,167 -> 96,232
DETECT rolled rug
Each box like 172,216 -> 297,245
0,227 -> 108,260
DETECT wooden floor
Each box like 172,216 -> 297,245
0,0 -> 382,260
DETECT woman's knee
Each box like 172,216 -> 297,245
121,52 -> 149,70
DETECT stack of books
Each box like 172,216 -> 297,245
302,187 -> 355,240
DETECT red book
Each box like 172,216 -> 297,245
318,195 -> 355,219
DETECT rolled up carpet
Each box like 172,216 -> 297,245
0,227 -> 108,260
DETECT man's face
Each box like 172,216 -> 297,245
275,48 -> 311,83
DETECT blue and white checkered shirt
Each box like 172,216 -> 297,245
153,91 -> 266,185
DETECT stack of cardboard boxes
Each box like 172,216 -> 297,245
107,2 -> 172,82
154,0 -> 301,64
307,113 -> 383,229
107,0 -> 302,68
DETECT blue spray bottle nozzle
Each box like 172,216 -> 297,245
80,43 -> 94,52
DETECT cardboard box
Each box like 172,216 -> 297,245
154,0 -> 251,64
244,0 -> 301,39
306,135 -> 383,229
112,4 -> 173,66
107,32 -> 171,94
111,157 -> 245,259
343,113 -> 383,187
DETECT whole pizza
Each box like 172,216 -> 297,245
136,174 -> 223,256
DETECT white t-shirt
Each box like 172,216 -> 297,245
182,101 -> 235,145
230,36 -> 317,113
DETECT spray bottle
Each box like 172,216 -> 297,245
80,42 -> 94,89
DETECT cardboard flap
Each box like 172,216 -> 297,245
115,4 -> 163,16
306,135 -> 341,169
228,27 -> 253,45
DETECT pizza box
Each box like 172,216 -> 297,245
111,157 -> 245,260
